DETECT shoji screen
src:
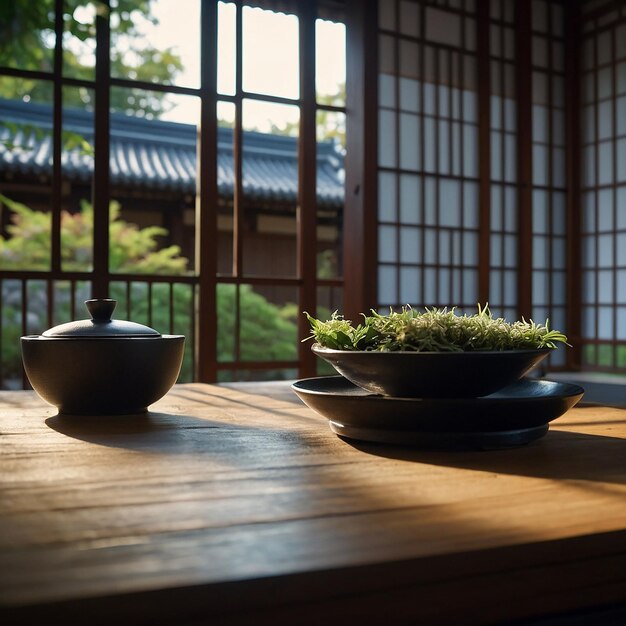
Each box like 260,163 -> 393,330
377,0 -> 480,311
580,3 -> 626,370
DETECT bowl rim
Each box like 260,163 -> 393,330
311,344 -> 553,355
291,375 -> 584,401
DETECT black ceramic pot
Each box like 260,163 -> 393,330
312,344 -> 551,398
21,299 -> 185,415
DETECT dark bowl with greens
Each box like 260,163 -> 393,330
305,306 -> 568,399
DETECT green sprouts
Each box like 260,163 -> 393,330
304,305 -> 568,352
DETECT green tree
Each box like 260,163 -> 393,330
216,284 -> 297,365
0,0 -> 183,116
0,194 -> 189,274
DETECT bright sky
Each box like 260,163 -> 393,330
136,1 -> 346,130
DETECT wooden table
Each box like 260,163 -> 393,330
0,382 -> 625,625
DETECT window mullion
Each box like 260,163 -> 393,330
92,0 -> 111,299
477,0 -> 491,304
49,0 -> 64,326
564,2 -> 583,369
297,0 -> 318,378
515,0 -> 533,320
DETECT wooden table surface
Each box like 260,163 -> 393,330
0,382 -> 625,625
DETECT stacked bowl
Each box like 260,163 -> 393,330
293,345 -> 584,449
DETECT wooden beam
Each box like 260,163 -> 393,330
92,1 -> 111,299
195,0 -> 219,382
477,0 -> 491,306
344,0 -> 378,321
565,0 -> 582,370
516,0 -> 533,320
297,0 -> 318,378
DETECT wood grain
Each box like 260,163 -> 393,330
0,382 -> 625,625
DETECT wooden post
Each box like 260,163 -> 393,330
344,0 -> 378,321
195,0 -> 219,382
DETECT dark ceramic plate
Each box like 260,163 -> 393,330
311,345 -> 551,398
292,376 -> 584,449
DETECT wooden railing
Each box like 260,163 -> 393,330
0,273 -> 197,389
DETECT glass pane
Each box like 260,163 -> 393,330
111,0 -> 199,88
241,99 -> 299,277
61,85 -> 94,271
0,79 -> 53,271
242,6 -> 299,100
317,285 -> 342,321
218,1 -> 236,96
217,283 -> 237,363
316,19 -> 345,106
238,284 -> 298,362
51,279 -> 90,338
63,1 -> 96,80
317,110 -> 344,279
109,87 -> 199,275
218,101 -> 235,276
1,280 -> 22,387
0,3 -> 54,71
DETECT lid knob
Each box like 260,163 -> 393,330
86,299 -> 116,323
41,298 -> 160,337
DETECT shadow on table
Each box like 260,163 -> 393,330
345,428 -> 626,486
44,411 -> 260,453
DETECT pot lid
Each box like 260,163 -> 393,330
42,299 -> 161,338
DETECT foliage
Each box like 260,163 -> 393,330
304,311 -> 378,350
0,194 -> 189,274
0,0 -> 182,116
0,195 -> 52,270
217,285 -> 297,362
305,305 -> 569,352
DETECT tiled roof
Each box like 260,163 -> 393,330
0,98 -> 344,208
